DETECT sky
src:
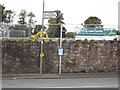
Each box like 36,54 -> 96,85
1,0 -> 120,32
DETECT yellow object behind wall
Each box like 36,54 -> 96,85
31,31 -> 48,39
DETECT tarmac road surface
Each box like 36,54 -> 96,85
2,77 -> 118,88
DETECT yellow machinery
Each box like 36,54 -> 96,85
31,31 -> 48,39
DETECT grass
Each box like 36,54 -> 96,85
2,38 -> 59,41
2,38 -> 119,42
2,38 -> 30,41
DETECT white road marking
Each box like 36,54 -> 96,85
36,85 -> 118,88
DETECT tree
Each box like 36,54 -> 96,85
66,32 -> 75,38
18,9 -> 27,24
4,10 -> 15,23
55,10 -> 64,24
116,30 -> 120,35
82,16 -> 103,28
47,10 -> 66,38
28,12 -> 36,26
0,4 -> 6,22
32,25 -> 46,34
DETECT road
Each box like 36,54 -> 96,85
2,77 -> 118,88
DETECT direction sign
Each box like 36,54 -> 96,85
44,11 -> 56,13
43,11 -> 57,19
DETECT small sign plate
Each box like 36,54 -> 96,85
58,48 -> 64,56
40,53 -> 44,57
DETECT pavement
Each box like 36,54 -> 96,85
2,71 -> 118,80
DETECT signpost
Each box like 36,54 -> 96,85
40,0 -> 45,74
43,11 -> 57,19
40,0 -> 59,74
40,0 -> 63,74
58,25 -> 63,74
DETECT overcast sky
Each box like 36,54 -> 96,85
1,0 -> 120,31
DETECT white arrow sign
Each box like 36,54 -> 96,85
43,11 -> 57,19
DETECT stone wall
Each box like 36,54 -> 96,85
2,40 -> 120,74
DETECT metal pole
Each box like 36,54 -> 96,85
59,24 -> 62,74
41,0 -> 45,31
40,0 -> 45,74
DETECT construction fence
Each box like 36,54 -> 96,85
0,23 -> 31,38
0,23 -> 119,40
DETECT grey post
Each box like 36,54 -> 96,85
40,0 -> 45,74
59,24 -> 63,74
